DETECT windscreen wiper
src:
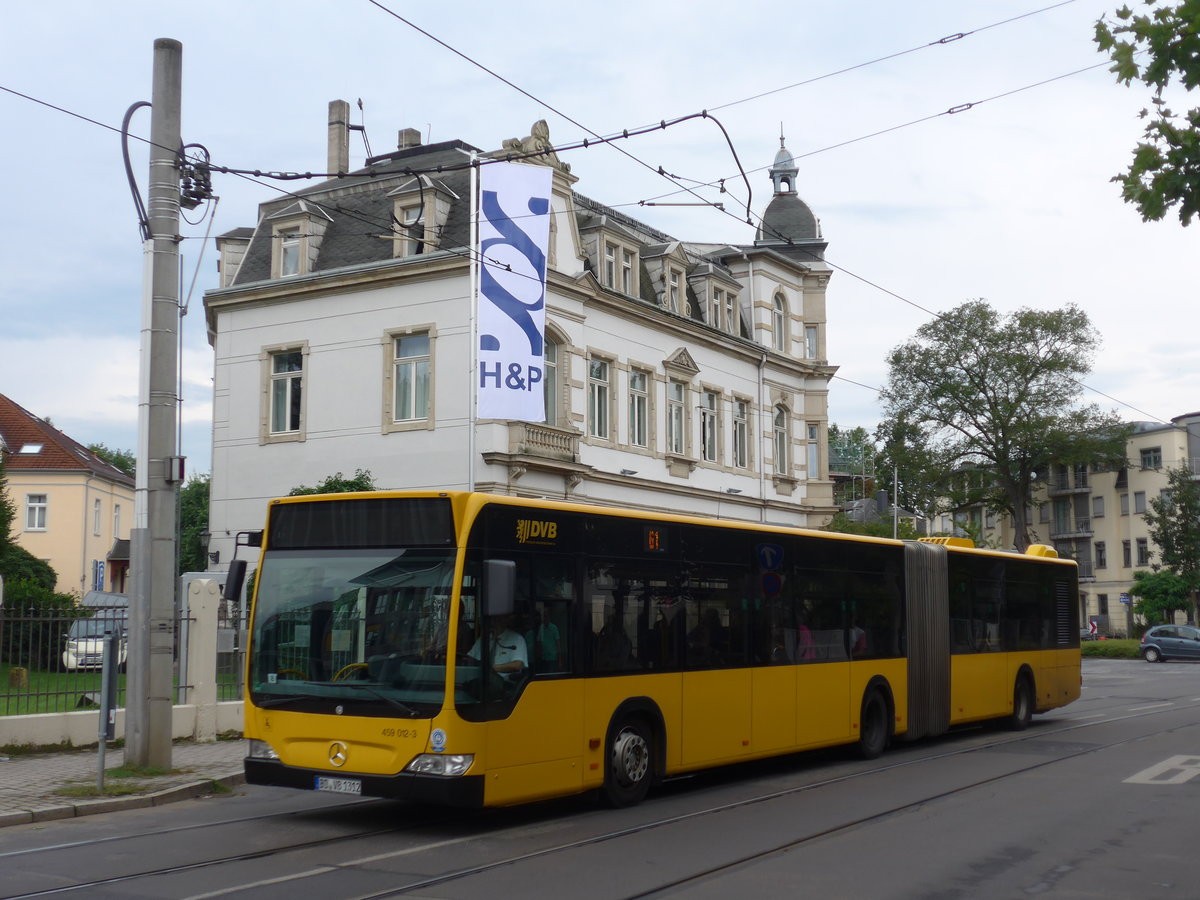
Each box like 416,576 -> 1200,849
254,694 -> 312,709
336,682 -> 419,716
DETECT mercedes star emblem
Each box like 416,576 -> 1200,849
329,741 -> 348,767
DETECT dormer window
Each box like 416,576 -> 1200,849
621,248 -> 635,294
667,268 -> 682,312
398,204 -> 424,257
388,176 -> 457,260
707,286 -> 740,334
268,201 -> 332,279
599,237 -> 639,296
279,229 -> 301,276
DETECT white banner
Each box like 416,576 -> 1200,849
476,162 -> 552,421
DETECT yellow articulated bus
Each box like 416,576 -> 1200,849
236,491 -> 1080,808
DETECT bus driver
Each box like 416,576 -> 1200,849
468,615 -> 529,678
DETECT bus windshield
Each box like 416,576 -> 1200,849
249,547 -> 460,717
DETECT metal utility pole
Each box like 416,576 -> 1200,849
127,38 -> 183,769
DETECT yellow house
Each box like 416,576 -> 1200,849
0,393 -> 135,595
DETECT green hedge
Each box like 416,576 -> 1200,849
1081,639 -> 1140,659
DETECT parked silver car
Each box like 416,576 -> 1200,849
1140,624 -> 1200,663
62,616 -> 128,671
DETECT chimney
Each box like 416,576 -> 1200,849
397,128 -> 422,151
328,100 -> 350,174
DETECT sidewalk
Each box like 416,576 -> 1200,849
0,739 -> 246,827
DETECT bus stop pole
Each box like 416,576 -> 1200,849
97,633 -> 118,791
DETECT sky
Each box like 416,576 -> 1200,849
2,0 -> 1196,478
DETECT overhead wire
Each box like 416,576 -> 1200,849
698,0 -> 1083,117
363,2 -> 1164,426
0,3 -> 1161,423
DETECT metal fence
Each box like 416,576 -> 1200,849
0,605 -> 243,718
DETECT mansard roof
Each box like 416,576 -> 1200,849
231,141 -> 479,286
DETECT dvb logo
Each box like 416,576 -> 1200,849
516,519 -> 558,543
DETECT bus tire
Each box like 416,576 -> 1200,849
1007,674 -> 1034,731
856,689 -> 889,760
604,717 -> 653,807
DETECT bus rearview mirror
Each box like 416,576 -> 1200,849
482,559 -> 516,617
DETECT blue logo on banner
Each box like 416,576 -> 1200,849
479,189 -> 548,357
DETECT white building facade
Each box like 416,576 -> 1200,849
203,113 -> 838,565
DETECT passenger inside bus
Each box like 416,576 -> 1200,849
526,606 -> 561,673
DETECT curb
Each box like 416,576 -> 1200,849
0,770 -> 245,828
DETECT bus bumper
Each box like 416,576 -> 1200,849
244,758 -> 486,807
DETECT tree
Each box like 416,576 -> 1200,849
177,474 -> 210,574
1128,568 -> 1193,624
0,453 -> 15,543
88,443 -> 136,478
1094,1 -> 1200,224
874,413 -> 956,527
827,424 -> 876,505
1143,463 -> 1200,620
881,300 -> 1129,551
824,512 -> 921,540
288,469 -> 378,496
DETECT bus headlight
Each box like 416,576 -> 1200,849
405,754 -> 474,777
247,739 -> 279,760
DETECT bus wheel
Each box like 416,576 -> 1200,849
1007,675 -> 1034,731
605,718 -> 653,807
856,690 -> 889,760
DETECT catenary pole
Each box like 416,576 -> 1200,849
127,38 -> 182,769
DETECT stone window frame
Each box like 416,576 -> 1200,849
382,324 -> 436,433
542,323 -> 572,429
271,221 -> 305,278
732,395 -> 753,469
260,342 -> 309,445
806,421 -> 821,479
387,176 -> 456,260
805,325 -> 819,359
627,365 -> 653,450
598,235 -> 639,297
666,267 -> 684,313
699,385 -> 722,465
585,351 -> 617,444
772,293 -> 788,352
665,378 -> 689,457
773,405 -> 791,476
709,287 -> 724,332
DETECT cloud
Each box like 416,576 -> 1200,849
0,334 -> 212,454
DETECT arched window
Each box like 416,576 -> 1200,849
772,294 -> 787,351
774,406 -> 790,476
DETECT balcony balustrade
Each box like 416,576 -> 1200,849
1050,516 -> 1092,538
507,421 -> 578,461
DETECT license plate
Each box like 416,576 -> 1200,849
314,776 -> 362,795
